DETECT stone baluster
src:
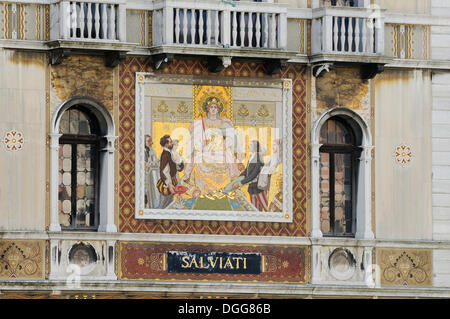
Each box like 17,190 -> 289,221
239,11 -> 245,47
94,3 -> 100,39
174,8 -> 180,43
86,2 -> 92,39
333,16 -> 339,51
71,2 -> 77,38
199,9 -> 204,45
339,17 -> 345,52
101,4 -> 107,39
348,17 -> 354,52
263,13 -> 268,48
248,12 -> 253,47
189,9 -> 195,44
361,18 -> 367,53
255,13 -> 261,47
183,8 -> 188,44
206,10 -> 211,45
354,17 -> 360,52
79,2 -> 85,39
232,11 -> 237,47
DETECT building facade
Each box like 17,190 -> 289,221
0,0 -> 449,299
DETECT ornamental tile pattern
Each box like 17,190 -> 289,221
0,240 -> 44,279
377,248 -> 432,287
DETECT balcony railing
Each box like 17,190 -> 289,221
51,0 -> 126,42
311,6 -> 385,56
152,0 -> 287,50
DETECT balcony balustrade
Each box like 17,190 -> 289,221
152,0 -> 287,50
51,0 -> 126,42
311,6 -> 385,57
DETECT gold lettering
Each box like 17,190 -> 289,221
232,257 -> 243,269
243,258 -> 247,269
188,256 -> 199,269
199,257 -> 209,269
181,256 -> 190,268
223,257 -> 234,269
208,257 -> 218,269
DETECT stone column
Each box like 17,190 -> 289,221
98,135 -> 118,233
355,145 -> 374,240
311,143 -> 323,238
49,133 -> 62,232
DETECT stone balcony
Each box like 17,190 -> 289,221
311,6 -> 386,62
0,0 -> 411,72
149,0 -> 294,71
46,0 -> 134,66
310,3 -> 388,78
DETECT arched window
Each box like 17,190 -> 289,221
58,106 -> 101,230
319,118 -> 361,237
49,97 -> 117,233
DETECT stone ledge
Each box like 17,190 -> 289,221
0,280 -> 450,298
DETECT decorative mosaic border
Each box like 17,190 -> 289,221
119,58 -> 307,236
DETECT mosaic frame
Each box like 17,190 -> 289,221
134,73 -> 293,223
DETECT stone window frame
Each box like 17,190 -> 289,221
49,96 -> 117,233
310,107 -> 374,240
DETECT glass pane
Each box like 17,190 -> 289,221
60,108 -> 95,135
58,144 -> 72,227
75,144 -> 96,227
334,153 -> 352,235
319,152 -> 331,234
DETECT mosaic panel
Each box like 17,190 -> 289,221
119,242 -> 309,283
377,248 -> 432,287
0,240 -> 45,279
118,58 -> 307,236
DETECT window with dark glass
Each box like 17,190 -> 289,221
319,118 -> 360,237
58,106 -> 100,230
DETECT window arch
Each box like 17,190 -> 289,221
311,108 -> 373,240
49,97 -> 116,233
